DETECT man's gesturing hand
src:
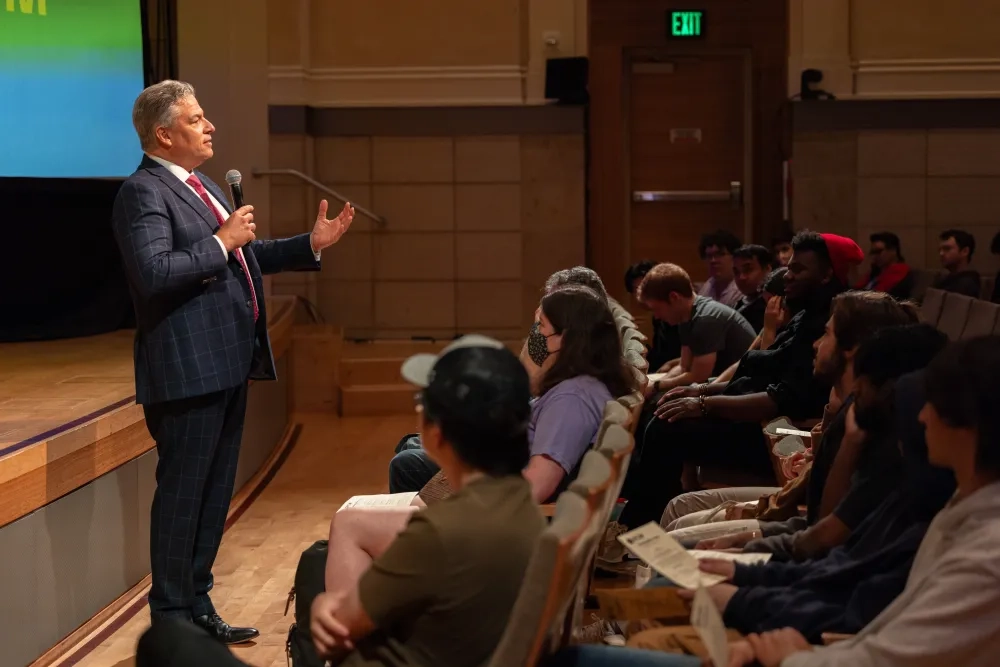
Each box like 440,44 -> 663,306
311,200 -> 355,252
215,205 -> 256,251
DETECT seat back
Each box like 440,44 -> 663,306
920,288 -> 946,326
624,347 -> 649,373
937,292 -> 974,340
618,387 -> 645,436
592,400 -> 632,453
567,451 -> 615,513
486,493 -> 592,667
624,327 -> 648,348
596,423 -> 635,516
961,299 -> 1000,339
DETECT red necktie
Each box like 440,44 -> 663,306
186,174 -> 259,321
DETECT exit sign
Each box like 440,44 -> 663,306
668,10 -> 704,38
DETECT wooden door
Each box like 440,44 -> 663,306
628,53 -> 749,281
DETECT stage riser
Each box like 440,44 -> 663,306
0,363 -> 289,667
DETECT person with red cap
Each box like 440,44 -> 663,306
600,231 -> 862,559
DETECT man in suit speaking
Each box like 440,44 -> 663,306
112,80 -> 354,644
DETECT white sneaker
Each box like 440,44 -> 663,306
595,521 -> 629,566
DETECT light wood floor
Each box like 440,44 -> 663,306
0,331 -> 135,449
66,412 -> 415,667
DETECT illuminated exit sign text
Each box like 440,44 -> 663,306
668,10 -> 704,38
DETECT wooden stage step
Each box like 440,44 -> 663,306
341,339 -> 521,359
339,357 -> 406,387
336,339 -> 521,417
341,383 -> 416,417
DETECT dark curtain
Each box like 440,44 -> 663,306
0,0 -> 177,342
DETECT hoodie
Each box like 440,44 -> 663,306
782,480 -> 1000,667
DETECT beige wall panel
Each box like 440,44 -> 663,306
857,178 -> 927,229
927,130 -> 1000,176
375,283 -> 456,329
852,1 -> 1000,61
455,136 -> 521,183
373,138 -> 454,183
317,280 -> 375,331
456,282 -> 524,329
791,178 -> 858,236
318,231 -> 374,282
456,184 -> 522,231
373,185 -> 455,232
791,133 -> 857,178
309,0 -> 523,68
456,232 -> 523,280
856,131 -> 927,177
374,234 -> 456,281
926,178 -> 1000,226
269,135 -> 308,172
316,137 -> 372,184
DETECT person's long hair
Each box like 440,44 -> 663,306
538,284 -> 636,398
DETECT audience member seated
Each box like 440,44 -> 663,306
991,231 -> 1000,304
698,316 -> 937,565
553,336 -> 1000,667
771,227 -> 794,267
717,335 -> 1000,667
663,292 -> 922,546
710,267 -> 790,386
390,284 -> 635,502
626,359 -> 952,651
933,228 -> 981,298
625,260 -> 681,371
639,263 -> 755,397
313,339 -> 545,667
521,266 -> 612,392
732,244 -> 775,332
601,233 -> 862,552
697,229 -> 744,308
854,231 -> 914,300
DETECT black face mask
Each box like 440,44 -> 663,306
527,322 -> 554,366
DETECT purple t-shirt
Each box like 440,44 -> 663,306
528,375 -> 614,477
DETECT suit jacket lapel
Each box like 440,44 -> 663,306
198,172 -> 233,216
139,156 -> 221,235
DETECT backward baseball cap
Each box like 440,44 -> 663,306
401,334 -> 507,388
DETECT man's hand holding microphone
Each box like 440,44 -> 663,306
215,205 -> 256,252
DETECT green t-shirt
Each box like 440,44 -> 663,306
341,475 -> 545,667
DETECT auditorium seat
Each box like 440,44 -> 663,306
487,493 -> 592,667
937,293 -> 974,341
920,288 -> 946,326
961,299 -> 1000,339
910,269 -> 936,303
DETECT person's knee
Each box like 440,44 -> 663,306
626,627 -> 677,652
388,449 -> 434,493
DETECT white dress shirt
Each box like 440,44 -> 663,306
146,154 -> 320,261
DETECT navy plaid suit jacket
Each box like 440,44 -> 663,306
112,155 -> 320,405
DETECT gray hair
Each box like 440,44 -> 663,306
132,80 -> 196,152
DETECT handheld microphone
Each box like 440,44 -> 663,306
225,169 -> 244,209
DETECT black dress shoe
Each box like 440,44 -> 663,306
193,613 -> 260,645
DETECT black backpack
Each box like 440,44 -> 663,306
285,540 -> 329,667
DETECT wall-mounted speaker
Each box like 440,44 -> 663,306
545,56 -> 589,105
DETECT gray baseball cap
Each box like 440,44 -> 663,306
400,334 -> 507,388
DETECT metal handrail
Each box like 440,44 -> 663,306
251,168 -> 386,228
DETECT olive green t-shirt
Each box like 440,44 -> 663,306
341,475 -> 545,667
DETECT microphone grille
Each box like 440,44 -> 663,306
225,169 -> 242,186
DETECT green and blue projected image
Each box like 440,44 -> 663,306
0,0 -> 145,178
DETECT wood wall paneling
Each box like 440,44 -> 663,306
588,0 -> 788,303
